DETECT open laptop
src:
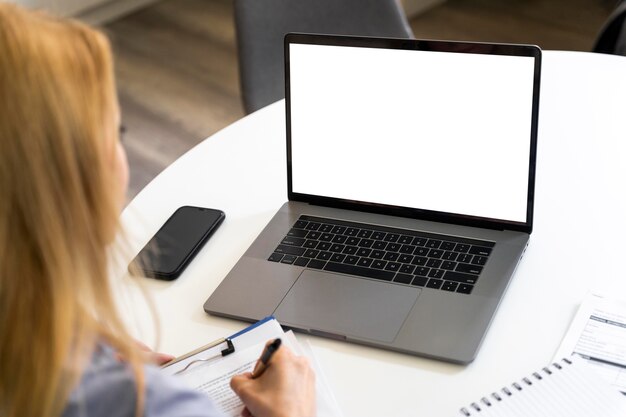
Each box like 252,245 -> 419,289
205,34 -> 541,364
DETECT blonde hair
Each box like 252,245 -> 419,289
0,4 -> 145,417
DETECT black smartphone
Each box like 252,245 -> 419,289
130,206 -> 225,280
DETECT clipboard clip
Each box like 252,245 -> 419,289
221,338 -> 235,356
172,338 -> 235,376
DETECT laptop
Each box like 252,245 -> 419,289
205,34 -> 541,364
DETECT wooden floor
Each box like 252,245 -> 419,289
104,0 -> 615,201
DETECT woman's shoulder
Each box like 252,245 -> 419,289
63,344 -> 224,417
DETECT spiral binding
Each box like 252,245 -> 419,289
459,358 -> 573,416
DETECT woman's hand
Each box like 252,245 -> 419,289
230,343 -> 316,417
135,340 -> 175,365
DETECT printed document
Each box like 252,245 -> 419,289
162,319 -> 343,417
555,294 -> 626,393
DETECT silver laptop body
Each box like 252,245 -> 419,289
205,35 -> 541,364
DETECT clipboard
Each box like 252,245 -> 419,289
159,316 -> 345,417
162,316 -> 276,376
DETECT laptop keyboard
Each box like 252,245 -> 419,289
267,215 -> 495,295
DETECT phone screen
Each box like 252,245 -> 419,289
132,206 -> 225,279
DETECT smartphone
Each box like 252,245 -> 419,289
130,206 -> 225,280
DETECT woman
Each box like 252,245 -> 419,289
0,4 -> 315,417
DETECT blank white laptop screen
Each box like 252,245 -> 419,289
289,43 -> 535,223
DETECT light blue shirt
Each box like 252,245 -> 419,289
62,345 -> 225,417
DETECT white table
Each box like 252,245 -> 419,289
121,51 -> 626,416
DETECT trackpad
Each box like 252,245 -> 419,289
274,270 -> 421,343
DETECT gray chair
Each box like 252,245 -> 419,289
593,0 -> 626,55
234,0 -> 415,114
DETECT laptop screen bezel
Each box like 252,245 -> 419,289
285,34 -> 541,234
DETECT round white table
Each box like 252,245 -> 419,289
121,51 -> 626,416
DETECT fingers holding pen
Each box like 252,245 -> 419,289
230,343 -> 316,417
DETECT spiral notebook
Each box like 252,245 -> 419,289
458,357 -> 625,416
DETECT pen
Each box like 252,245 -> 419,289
251,338 -> 282,379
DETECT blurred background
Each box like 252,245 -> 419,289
8,0 -> 619,200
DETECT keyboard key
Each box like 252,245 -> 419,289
319,233 -> 333,242
304,249 -> 319,258
469,246 -> 492,256
428,249 -> 443,258
441,261 -> 457,270
383,252 -> 399,261
357,229 -> 373,238
358,239 -> 374,248
372,260 -> 387,269
357,257 -> 373,267
412,237 -> 427,246
316,242 -> 331,251
268,252 -> 283,262
274,245 -> 306,256
303,240 -> 317,248
308,259 -> 326,269
426,279 -> 443,289
372,241 -> 387,250
456,283 -> 474,294
456,263 -> 483,275
346,237 -> 360,246
454,243 -> 471,253
371,231 -> 386,240
398,254 -> 413,264
319,224 -> 334,233
414,267 -> 430,276
399,244 -> 415,254
281,255 -> 296,264
331,226 -> 346,234
414,247 -> 429,256
343,255 -> 359,265
411,256 -> 427,266
444,271 -> 478,284
287,228 -> 309,238
306,222 -> 321,231
281,236 -> 305,247
384,233 -> 400,242
471,256 -> 488,266
316,251 -> 332,261
370,250 -> 385,259
398,235 -> 413,244
294,220 -> 308,229
426,258 -> 442,268
442,281 -> 458,292
307,231 -> 321,240
324,261 -> 395,281
399,264 -> 415,274
294,257 -> 310,267
330,253 -> 346,263
332,235 -> 347,244
356,248 -> 372,257
330,244 -> 345,253
411,276 -> 428,287
426,239 -> 442,249
394,273 -> 413,284
342,246 -> 358,255
386,243 -> 401,252
442,251 -> 458,261
428,269 -> 444,278
345,228 -> 359,236
457,253 -> 473,263
440,241 -> 456,251
385,262 -> 401,272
